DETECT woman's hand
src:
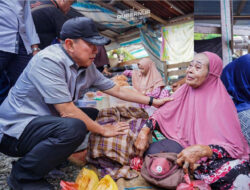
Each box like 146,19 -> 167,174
176,145 -> 213,174
152,97 -> 173,108
103,67 -> 112,77
134,127 -> 151,157
102,122 -> 129,137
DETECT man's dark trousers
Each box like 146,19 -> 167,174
0,107 -> 98,182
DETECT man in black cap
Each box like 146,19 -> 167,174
0,17 -> 172,190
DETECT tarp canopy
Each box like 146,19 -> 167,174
72,0 -> 194,79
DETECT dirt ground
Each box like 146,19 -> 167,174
0,152 -> 163,190
0,152 -> 82,190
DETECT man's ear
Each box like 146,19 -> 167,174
65,39 -> 74,53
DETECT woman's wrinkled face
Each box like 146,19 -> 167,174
186,53 -> 209,88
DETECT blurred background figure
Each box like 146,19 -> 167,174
171,77 -> 186,93
0,0 -> 40,105
221,54 -> 250,145
94,46 -> 112,76
123,58 -> 169,115
30,0 -> 76,49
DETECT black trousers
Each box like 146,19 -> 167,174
145,139 -> 184,155
0,107 -> 98,181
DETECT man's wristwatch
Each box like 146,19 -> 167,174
32,47 -> 40,52
148,96 -> 154,106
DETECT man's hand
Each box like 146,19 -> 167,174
102,122 -> 129,137
134,127 -> 150,157
54,102 -> 128,137
176,145 -> 213,174
152,97 -> 174,108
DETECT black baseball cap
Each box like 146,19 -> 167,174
60,17 -> 111,45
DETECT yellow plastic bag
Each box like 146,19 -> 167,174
75,168 -> 99,190
95,175 -> 118,190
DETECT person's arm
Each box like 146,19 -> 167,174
134,126 -> 151,157
134,117 -> 157,156
54,101 -> 129,137
104,85 -> 173,107
25,0 -> 40,54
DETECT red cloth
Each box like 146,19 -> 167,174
130,157 -> 143,171
177,174 -> 211,190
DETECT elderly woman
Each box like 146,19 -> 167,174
135,52 -> 249,189
123,58 -> 169,114
221,54 -> 250,145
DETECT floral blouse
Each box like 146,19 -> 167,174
195,145 -> 249,189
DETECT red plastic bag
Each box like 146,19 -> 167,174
130,157 -> 143,171
176,174 -> 211,190
60,180 -> 78,190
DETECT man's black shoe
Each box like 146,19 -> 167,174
7,174 -> 54,190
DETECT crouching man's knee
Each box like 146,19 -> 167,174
60,118 -> 87,144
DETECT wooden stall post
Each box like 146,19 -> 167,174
164,61 -> 169,85
220,0 -> 233,67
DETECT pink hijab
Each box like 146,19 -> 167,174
153,52 -> 249,159
132,58 -> 165,94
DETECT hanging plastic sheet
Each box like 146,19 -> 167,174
139,25 -> 165,79
161,21 -> 194,64
72,1 -> 139,29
